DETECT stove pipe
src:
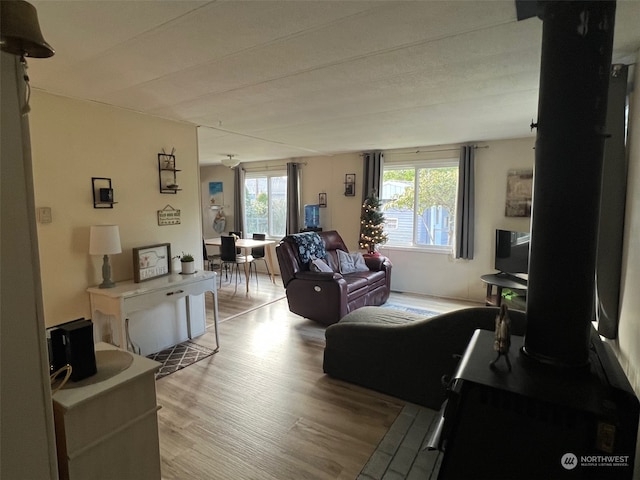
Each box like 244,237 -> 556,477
524,0 -> 616,368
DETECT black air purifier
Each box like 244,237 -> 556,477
47,318 -> 97,382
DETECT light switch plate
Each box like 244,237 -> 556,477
38,207 -> 52,223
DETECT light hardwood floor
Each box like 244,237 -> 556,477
156,273 -> 479,479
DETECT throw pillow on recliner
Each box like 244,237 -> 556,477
291,232 -> 327,263
337,250 -> 369,274
309,257 -> 333,273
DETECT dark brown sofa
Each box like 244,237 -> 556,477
276,230 -> 392,325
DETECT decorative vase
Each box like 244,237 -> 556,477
181,260 -> 195,274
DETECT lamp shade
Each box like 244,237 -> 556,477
0,0 -> 55,58
221,155 -> 240,168
89,225 -> 122,255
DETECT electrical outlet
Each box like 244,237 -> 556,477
38,207 -> 52,223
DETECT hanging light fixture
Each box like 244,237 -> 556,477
221,154 -> 240,168
1,0 -> 55,115
0,0 -> 55,58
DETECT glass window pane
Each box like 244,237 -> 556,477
244,174 -> 287,237
382,168 -> 415,247
269,176 -> 287,237
382,164 -> 458,248
245,177 -> 268,235
415,166 -> 458,246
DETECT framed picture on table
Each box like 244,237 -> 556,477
133,243 -> 171,282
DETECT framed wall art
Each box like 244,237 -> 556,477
209,181 -> 224,207
344,174 -> 356,196
505,169 -> 533,217
133,243 -> 171,282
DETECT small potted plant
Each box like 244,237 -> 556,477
180,252 -> 195,274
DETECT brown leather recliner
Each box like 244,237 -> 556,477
276,230 -> 392,325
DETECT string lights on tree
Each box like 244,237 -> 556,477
359,192 -> 388,254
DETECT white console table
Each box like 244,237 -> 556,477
87,271 -> 219,354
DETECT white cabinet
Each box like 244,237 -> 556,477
88,271 -> 219,356
52,343 -> 161,480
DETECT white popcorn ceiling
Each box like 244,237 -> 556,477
28,0 -> 640,165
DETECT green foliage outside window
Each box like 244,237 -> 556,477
244,175 -> 287,237
383,166 -> 458,246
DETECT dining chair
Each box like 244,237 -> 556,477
228,231 -> 243,254
203,239 -> 221,272
220,235 -> 254,292
249,233 -> 271,284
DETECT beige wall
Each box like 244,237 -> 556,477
30,92 -> 202,328
301,152 -> 364,248
611,49 -> 640,395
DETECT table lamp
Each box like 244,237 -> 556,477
89,225 -> 121,288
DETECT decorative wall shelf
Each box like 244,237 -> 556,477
158,153 -> 181,194
92,177 -> 117,208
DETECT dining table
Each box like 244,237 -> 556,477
204,237 -> 277,293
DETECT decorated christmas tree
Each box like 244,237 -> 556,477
359,192 -> 388,253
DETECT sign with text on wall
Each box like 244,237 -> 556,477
157,204 -> 181,225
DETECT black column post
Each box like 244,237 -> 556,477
524,0 -> 616,367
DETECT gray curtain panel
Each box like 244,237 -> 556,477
455,145 -> 475,259
596,64 -> 629,339
286,162 -> 301,235
233,165 -> 245,233
362,151 -> 384,200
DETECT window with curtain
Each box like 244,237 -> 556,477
381,161 -> 458,251
244,172 -> 287,238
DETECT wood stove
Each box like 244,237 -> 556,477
432,1 -> 639,478
435,329 -> 638,479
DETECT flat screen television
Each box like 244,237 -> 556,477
495,229 -> 530,274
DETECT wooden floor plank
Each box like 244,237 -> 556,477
156,273 -> 478,479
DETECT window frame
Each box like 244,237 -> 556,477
243,170 -> 287,239
381,159 -> 458,254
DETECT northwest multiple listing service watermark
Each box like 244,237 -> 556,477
561,453 -> 630,470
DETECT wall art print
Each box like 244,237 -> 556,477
209,182 -> 224,207
505,169 -> 533,217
